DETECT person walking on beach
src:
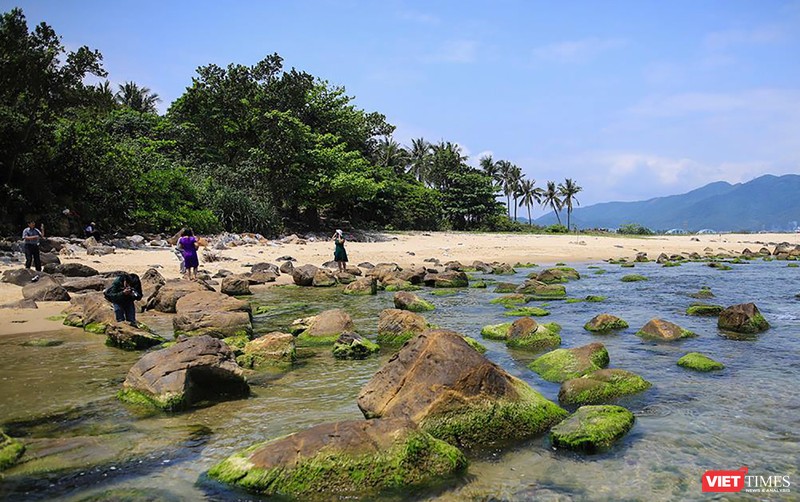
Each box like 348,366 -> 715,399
179,228 -> 200,280
332,229 -> 348,272
22,221 -> 44,276
104,273 -> 143,326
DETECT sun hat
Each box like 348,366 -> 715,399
335,229 -> 343,235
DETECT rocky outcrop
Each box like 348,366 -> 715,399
393,291 -> 435,312
22,276 -> 70,302
536,267 -> 580,284
1,268 -> 38,286
332,332 -> 380,360
342,276 -> 378,295
584,314 -> 629,333
291,264 -> 318,286
105,322 -> 166,350
42,262 -> 99,277
528,343 -> 610,382
62,292 -> 116,333
236,332 -> 296,371
515,280 -> 567,299
221,275 -> 251,296
558,369 -> 651,406
636,319 -> 696,341
423,270 -> 468,288
207,419 -> 466,499
173,291 -> 253,339
357,329 -> 567,448
506,317 -> 562,351
717,303 -> 769,334
677,352 -> 725,372
60,275 -> 109,293
292,309 -> 354,346
377,309 -> 429,345
145,279 -> 214,313
118,335 -> 249,410
550,405 -> 635,453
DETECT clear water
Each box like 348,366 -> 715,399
1,260 -> 798,501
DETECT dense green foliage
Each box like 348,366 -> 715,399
0,8 -> 579,236
617,223 -> 654,235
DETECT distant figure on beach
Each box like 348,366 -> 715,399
333,229 -> 348,272
104,272 -> 143,326
22,221 -> 44,276
179,228 -> 200,280
84,221 -> 101,240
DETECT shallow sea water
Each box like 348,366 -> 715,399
0,259 -> 798,501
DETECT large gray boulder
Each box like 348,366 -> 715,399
42,262 -> 99,277
22,276 -> 70,302
173,291 -> 253,339
2,268 -> 40,286
62,292 -> 116,333
60,275 -> 109,293
221,275 -> 251,296
145,279 -> 214,313
291,264 -> 318,286
118,335 -> 249,410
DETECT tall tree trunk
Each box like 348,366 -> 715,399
527,206 -> 531,226
566,209 -> 570,229
513,197 -> 517,221
552,204 -> 562,225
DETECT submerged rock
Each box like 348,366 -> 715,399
515,280 -> 567,299
689,286 -> 715,299
503,306 -> 550,317
717,303 -> 769,334
332,332 -> 380,360
293,308 -> 354,346
677,352 -> 725,372
536,267 -> 580,284
119,335 -> 249,411
393,291 -> 435,312
0,429 -> 25,470
207,418 -> 466,499
236,332 -> 296,370
686,304 -> 724,316
105,322 -> 165,350
528,343 -> 610,382
584,314 -> 629,333
620,274 -> 648,282
636,318 -> 696,341
357,329 -> 567,448
559,369 -> 651,406
493,282 -> 518,293
173,291 -> 253,339
377,309 -> 429,345
489,293 -> 530,308
550,405 -> 635,453
506,317 -> 561,351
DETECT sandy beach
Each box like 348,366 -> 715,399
1,231 -> 797,335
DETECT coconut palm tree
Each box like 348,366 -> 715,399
428,141 -> 466,189
479,155 -> 500,183
507,165 -> 523,221
496,160 -> 514,217
517,178 -> 542,225
375,137 -> 410,174
115,81 -> 161,113
558,178 -> 583,229
542,180 -> 563,225
408,137 -> 431,183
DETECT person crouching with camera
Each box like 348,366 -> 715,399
104,273 -> 143,327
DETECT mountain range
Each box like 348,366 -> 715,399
533,174 -> 800,232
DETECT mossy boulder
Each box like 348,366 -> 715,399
333,332 -> 380,360
550,405 -> 635,453
20,338 -> 63,347
677,352 -> 724,372
394,291 -> 435,312
689,286 -> 715,299
173,291 -> 253,339
503,306 -> 550,317
423,271 -> 468,288
506,317 -> 562,351
516,280 -> 567,299
119,335 -> 249,411
105,322 -> 166,350
536,267 -> 580,284
461,336 -> 487,354
584,314 -> 629,333
342,277 -> 378,295
481,322 -> 511,340
237,332 -> 296,370
62,292 -> 116,334
718,303 -> 769,334
207,418 -> 466,499
621,274 -> 647,282
686,304 -> 724,316
490,293 -> 530,308
293,309 -> 355,346
528,343 -> 610,382
492,263 -> 516,275
383,280 -> 420,292
470,281 -> 488,288
144,278 -> 214,313
358,330 -> 567,449
0,430 -> 25,470
636,318 -> 696,341
559,369 -> 651,406
377,309 -> 429,345
493,282 -> 518,293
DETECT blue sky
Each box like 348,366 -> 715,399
5,0 -> 799,216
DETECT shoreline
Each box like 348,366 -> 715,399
1,231 -> 798,337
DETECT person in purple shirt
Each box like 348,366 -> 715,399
178,228 -> 199,280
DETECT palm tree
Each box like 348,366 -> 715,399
408,137 -> 431,183
496,160 -> 514,217
518,178 -> 542,225
558,178 -> 583,229
115,81 -> 161,113
375,137 -> 410,174
508,165 -> 523,221
542,180 -> 563,225
479,155 -> 499,182
428,141 -> 466,189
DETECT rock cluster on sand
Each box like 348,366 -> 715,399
550,405 -> 635,453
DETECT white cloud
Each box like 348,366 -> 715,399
532,37 -> 627,63
423,40 -> 478,63
703,26 -> 786,51
629,89 -> 800,117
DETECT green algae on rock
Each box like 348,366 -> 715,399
332,332 -> 380,360
686,304 -> 724,316
677,352 -> 724,372
636,318 -> 696,341
550,405 -> 635,453
559,369 -> 652,406
377,309 -> 429,345
528,343 -> 610,382
207,419 -> 466,500
506,318 -> 561,351
621,274 -> 648,282
503,306 -> 550,317
0,430 -> 25,470
490,294 -> 530,307
493,282 -> 519,293
584,314 -> 629,333
461,336 -> 487,353
689,286 -> 715,299
293,309 -> 355,346
717,303 -> 770,334
237,332 -> 297,369
481,322 -> 512,340
393,291 -> 435,312
515,280 -> 567,299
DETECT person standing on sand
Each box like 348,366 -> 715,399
333,229 -> 348,272
179,228 -> 200,280
22,221 -> 44,276
104,273 -> 143,326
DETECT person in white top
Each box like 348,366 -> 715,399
22,221 -> 44,274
